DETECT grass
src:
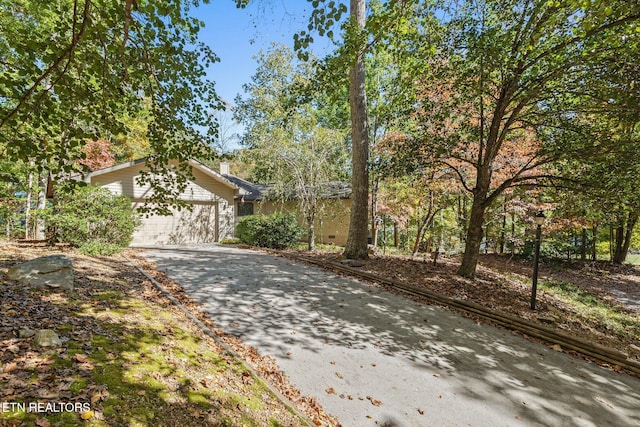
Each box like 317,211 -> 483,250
540,279 -> 640,340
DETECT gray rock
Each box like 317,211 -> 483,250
33,329 -> 62,348
18,328 -> 36,338
538,314 -> 558,324
6,255 -> 74,291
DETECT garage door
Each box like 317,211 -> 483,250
131,203 -> 218,246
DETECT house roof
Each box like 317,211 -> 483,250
222,174 -> 267,201
223,174 -> 351,202
47,158 -> 248,198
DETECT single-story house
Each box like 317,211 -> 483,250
222,162 -> 352,246
50,159 -> 351,246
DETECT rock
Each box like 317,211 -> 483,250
6,255 -> 74,291
18,328 -> 36,338
538,314 -> 558,324
33,329 -> 63,348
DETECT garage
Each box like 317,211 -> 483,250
70,158 -> 243,246
131,202 -> 220,246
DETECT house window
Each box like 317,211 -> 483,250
237,202 -> 254,217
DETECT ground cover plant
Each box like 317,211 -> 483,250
0,243 -> 329,426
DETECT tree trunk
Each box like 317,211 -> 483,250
499,199 -> 507,254
25,169 -> 33,240
580,227 -> 587,261
613,211 -> 638,264
393,222 -> 398,248
343,0 -> 370,260
591,225 -> 597,261
34,173 -> 47,240
412,217 -> 429,256
458,191 -> 487,278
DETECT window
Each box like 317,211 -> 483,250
237,202 -> 254,217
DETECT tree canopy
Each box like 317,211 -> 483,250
0,0 -> 220,183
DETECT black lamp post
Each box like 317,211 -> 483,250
530,210 -> 545,310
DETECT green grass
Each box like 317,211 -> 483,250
540,279 -> 640,340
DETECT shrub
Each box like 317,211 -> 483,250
44,185 -> 139,254
236,213 -> 303,249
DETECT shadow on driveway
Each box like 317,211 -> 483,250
141,246 -> 640,427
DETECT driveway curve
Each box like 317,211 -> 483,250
140,245 -> 640,427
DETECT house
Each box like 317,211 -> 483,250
51,158 -> 243,246
221,162 -> 352,246
51,159 -> 351,246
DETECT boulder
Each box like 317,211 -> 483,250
18,328 -> 36,338
33,329 -> 62,348
6,254 -> 74,291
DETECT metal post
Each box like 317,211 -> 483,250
530,223 -> 542,310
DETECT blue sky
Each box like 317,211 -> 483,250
195,0 -> 337,106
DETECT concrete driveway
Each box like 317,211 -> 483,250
140,245 -> 640,427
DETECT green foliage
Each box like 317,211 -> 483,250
236,214 -> 303,249
44,185 -> 139,251
77,241 -> 124,256
0,0 -> 219,194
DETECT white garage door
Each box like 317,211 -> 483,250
131,203 -> 218,246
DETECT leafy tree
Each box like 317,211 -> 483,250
0,0 -> 220,206
234,44 -> 349,250
388,0 -> 640,277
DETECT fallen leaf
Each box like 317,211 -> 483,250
325,387 -> 336,395
34,418 -> 51,427
3,362 -> 18,373
418,409 -> 425,415
366,396 -> 382,406
335,372 -> 344,379
80,411 -> 94,420
74,354 -> 88,363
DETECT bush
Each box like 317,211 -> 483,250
45,185 -> 139,254
236,213 -> 303,249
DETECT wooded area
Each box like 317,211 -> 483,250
1,0 -> 639,279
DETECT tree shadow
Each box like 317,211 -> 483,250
142,246 -> 640,427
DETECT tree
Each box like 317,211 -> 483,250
0,0 -> 220,205
391,0 -> 640,277
342,0 -> 371,259
234,44 -> 349,250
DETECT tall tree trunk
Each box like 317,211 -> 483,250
591,225 -> 597,261
308,220 -> 315,251
609,223 -> 614,260
343,0 -> 370,260
412,217 -> 429,256
371,176 -> 379,247
511,210 -> 515,255
393,222 -> 398,248
580,227 -> 587,261
458,189 -> 488,278
25,168 -> 33,240
35,173 -> 47,240
499,199 -> 507,254
613,212 -> 638,264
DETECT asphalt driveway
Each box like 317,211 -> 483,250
140,245 -> 640,427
